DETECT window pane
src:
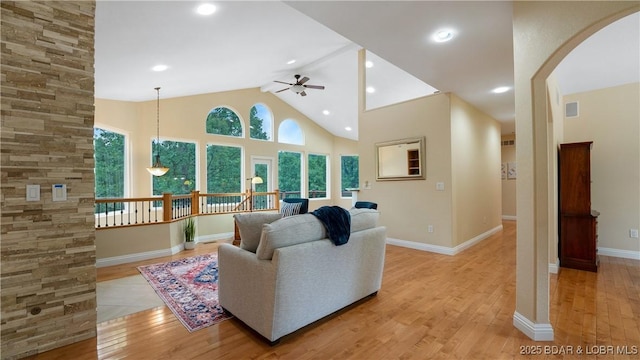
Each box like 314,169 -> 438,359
206,144 -> 241,193
278,119 -> 304,145
308,154 -> 327,199
341,155 -> 359,197
278,151 -> 301,198
253,163 -> 268,193
206,107 -> 242,137
249,104 -> 272,140
94,128 -> 125,198
152,140 -> 196,195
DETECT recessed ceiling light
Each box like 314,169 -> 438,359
345,126 -> 352,131
152,64 -> 168,72
492,86 -> 510,94
366,86 -> 376,93
365,60 -> 374,68
322,110 -> 330,115
433,29 -> 455,43
287,59 -> 296,65
196,3 -> 217,16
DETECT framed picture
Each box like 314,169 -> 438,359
501,163 -> 507,179
507,162 -> 517,179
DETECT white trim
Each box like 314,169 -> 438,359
96,232 -> 235,268
549,258 -> 560,274
96,244 -> 183,268
386,224 -> 503,256
502,215 -> 517,221
196,232 -> 234,244
598,247 -> 640,260
513,311 -> 554,341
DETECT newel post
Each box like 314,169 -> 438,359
274,189 -> 280,211
191,190 -> 200,215
162,192 -> 172,222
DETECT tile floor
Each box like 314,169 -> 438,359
96,274 -> 165,323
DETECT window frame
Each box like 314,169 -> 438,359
307,152 -> 329,200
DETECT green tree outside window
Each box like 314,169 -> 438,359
206,107 -> 242,137
278,151 -> 301,198
308,153 -> 327,199
341,155 -> 359,197
152,140 -> 196,195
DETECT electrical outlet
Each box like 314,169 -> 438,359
428,225 -> 434,233
630,229 -> 639,239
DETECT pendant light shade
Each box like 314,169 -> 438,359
147,87 -> 169,176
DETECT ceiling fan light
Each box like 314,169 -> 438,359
291,84 -> 305,94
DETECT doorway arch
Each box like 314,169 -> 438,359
512,3 -> 640,341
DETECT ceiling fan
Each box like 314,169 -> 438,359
274,74 -> 325,97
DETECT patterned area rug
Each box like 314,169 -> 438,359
137,253 -> 232,332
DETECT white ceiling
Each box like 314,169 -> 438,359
95,2 -> 639,139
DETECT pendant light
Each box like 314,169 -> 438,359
147,87 -> 169,176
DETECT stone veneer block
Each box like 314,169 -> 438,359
1,1 -> 97,358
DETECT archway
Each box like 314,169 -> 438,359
512,2 -> 639,341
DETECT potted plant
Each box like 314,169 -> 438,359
184,216 -> 196,250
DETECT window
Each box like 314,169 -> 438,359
341,155 -> 359,197
278,151 -> 302,198
206,106 -> 242,137
206,144 -> 241,193
308,154 -> 328,199
249,104 -> 272,141
277,119 -> 304,145
152,140 -> 196,195
94,127 -> 125,198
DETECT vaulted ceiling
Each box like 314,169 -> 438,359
95,1 -> 639,139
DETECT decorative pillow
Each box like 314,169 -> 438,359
280,201 -> 302,217
234,212 -> 282,253
349,208 -> 379,233
256,214 -> 326,260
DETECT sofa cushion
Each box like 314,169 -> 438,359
256,214 -> 326,260
234,212 -> 283,253
349,208 -> 379,233
280,201 -> 302,217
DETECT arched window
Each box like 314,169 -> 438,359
206,106 -> 243,137
249,103 -> 272,141
278,119 -> 304,145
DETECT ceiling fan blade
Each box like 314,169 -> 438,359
275,87 -> 290,93
304,85 -> 325,90
274,80 -> 293,85
298,76 -> 310,85
300,91 -> 307,97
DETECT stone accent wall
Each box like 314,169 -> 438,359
1,2 -> 96,358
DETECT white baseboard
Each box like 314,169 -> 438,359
386,224 -> 503,256
97,232 -> 233,268
502,215 -> 517,221
598,247 -> 640,260
513,311 -> 554,341
549,259 -> 559,274
197,232 -> 234,244
96,243 -> 183,268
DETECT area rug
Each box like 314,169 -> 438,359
137,253 -> 232,332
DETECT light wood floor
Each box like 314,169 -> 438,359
27,221 -> 640,359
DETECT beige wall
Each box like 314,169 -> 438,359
512,1 -> 638,340
501,134 -> 517,219
563,83 -> 640,254
358,93 -> 454,247
96,88 -> 341,211
450,94 -> 502,246
546,74 -> 565,268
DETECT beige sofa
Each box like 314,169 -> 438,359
218,208 -> 386,343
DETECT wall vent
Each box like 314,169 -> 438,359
565,101 -> 579,118
501,140 -> 515,146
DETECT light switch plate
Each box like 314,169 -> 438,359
52,184 -> 67,201
436,182 -> 445,191
26,184 -> 40,201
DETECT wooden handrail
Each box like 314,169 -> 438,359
96,190 -> 281,229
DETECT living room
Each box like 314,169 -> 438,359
1,1 -> 638,359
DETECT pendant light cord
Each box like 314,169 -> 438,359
155,87 -> 161,152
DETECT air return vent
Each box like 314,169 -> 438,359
565,101 -> 579,118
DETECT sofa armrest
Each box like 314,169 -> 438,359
217,243 -> 277,338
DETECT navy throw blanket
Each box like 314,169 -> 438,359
311,206 -> 351,246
